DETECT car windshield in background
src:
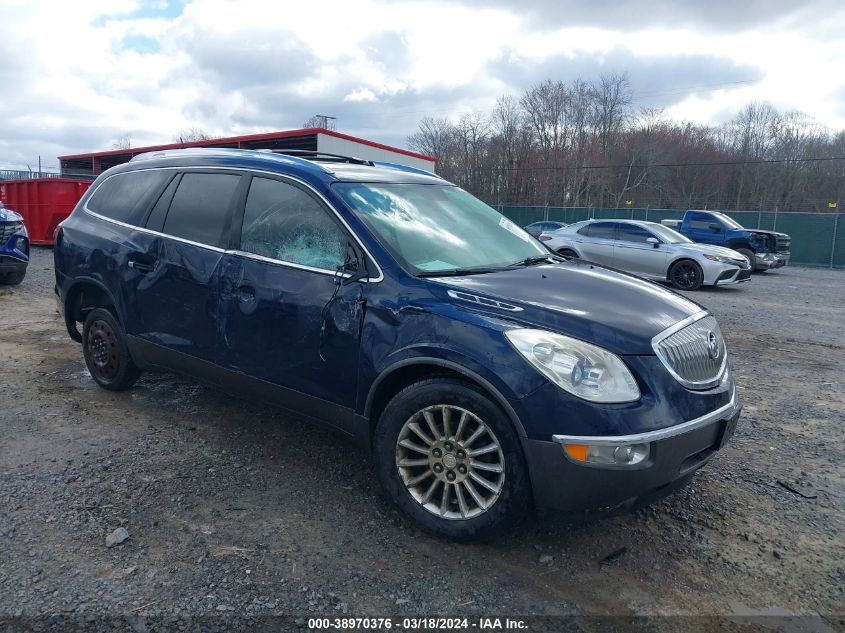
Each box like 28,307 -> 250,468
712,212 -> 743,229
334,183 -> 548,275
648,224 -> 693,244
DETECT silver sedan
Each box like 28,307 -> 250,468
541,219 -> 751,291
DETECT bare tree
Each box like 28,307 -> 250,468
175,127 -> 213,143
302,115 -> 337,130
111,134 -> 132,150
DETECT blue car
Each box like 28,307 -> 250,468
0,202 -> 29,285
54,148 -> 740,539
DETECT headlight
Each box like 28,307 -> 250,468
504,329 -> 640,403
703,254 -> 733,264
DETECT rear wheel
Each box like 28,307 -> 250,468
82,308 -> 141,391
0,269 -> 26,285
669,259 -> 704,291
373,378 -> 530,541
557,248 -> 578,259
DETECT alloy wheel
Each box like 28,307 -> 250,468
672,262 -> 700,290
395,405 -> 505,520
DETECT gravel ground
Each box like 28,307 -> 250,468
0,248 -> 843,630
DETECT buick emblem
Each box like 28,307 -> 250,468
707,331 -> 720,359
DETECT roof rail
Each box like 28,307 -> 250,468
258,149 -> 374,166
371,161 -> 440,178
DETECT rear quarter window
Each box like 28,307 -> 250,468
86,170 -> 169,225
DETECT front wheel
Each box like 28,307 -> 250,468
373,378 -> 530,541
669,259 -> 704,291
0,269 -> 26,285
736,248 -> 756,272
82,308 -> 141,391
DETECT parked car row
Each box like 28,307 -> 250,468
525,208 -> 791,291
54,148 -> 740,539
538,219 -> 751,291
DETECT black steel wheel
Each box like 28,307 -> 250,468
374,377 -> 530,541
669,259 -> 704,291
82,308 -> 141,391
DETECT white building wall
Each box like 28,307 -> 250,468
317,134 -> 436,173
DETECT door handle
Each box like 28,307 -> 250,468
128,260 -> 154,272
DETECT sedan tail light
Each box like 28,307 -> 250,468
539,235 -> 552,241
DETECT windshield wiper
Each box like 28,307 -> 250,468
417,267 -> 502,277
510,255 -> 560,267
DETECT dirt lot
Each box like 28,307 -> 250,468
1,247 -> 843,630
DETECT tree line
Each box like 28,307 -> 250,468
407,75 -> 845,212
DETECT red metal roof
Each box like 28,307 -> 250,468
58,127 -> 437,162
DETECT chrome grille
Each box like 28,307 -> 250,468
653,314 -> 727,389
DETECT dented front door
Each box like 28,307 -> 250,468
216,255 -> 364,411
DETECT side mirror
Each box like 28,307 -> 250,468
646,237 -> 660,248
709,223 -> 722,232
341,241 -> 369,284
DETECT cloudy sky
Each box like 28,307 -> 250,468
2,0 -> 844,171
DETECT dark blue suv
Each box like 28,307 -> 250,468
54,148 -> 740,539
0,202 -> 29,285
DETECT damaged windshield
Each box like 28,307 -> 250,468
334,183 -> 548,275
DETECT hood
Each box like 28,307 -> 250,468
0,206 -> 23,223
675,242 -> 746,260
736,228 -> 789,239
435,260 -> 703,355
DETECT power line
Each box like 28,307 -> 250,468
491,156 -> 845,171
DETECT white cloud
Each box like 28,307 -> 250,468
1,0 -> 844,171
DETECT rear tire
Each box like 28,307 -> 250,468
82,308 -> 141,391
736,248 -> 756,272
557,248 -> 578,259
669,259 -> 704,291
373,377 -> 530,541
1,269 -> 26,285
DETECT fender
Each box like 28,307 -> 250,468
364,354 -> 529,438
62,275 -> 124,342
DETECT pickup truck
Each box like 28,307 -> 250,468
662,210 -> 790,271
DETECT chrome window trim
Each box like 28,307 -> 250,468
552,384 -> 737,446
82,165 -> 384,282
651,310 -> 728,390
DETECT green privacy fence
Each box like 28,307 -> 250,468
495,206 -> 845,269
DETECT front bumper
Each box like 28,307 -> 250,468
522,392 -> 741,512
714,266 -> 752,285
0,254 -> 28,274
755,252 -> 788,270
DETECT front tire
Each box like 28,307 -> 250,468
82,308 -> 141,391
736,248 -> 756,272
669,259 -> 704,291
1,269 -> 26,285
373,378 -> 530,541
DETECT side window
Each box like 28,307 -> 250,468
617,224 -> 654,244
588,222 -> 617,240
240,177 -> 346,270
576,224 -> 592,236
87,170 -> 168,224
161,173 -> 240,248
688,213 -> 716,230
